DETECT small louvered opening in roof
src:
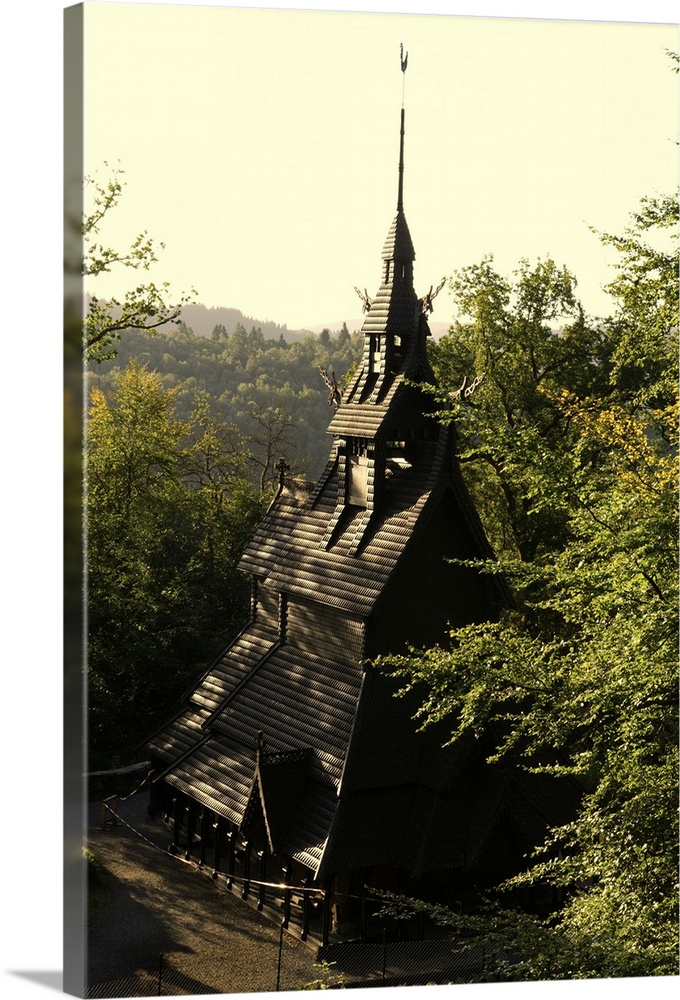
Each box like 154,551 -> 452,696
369,336 -> 381,373
347,454 -> 369,506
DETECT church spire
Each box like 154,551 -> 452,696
397,106 -> 405,214
382,44 -> 414,267
397,43 -> 408,213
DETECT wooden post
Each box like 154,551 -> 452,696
169,796 -> 182,854
100,795 -> 118,830
321,884 -> 331,947
199,810 -> 210,867
301,878 -> 310,941
282,866 -> 291,929
382,926 -> 388,986
257,850 -> 267,911
147,777 -> 161,816
360,892 -> 368,942
226,830 -> 235,888
211,818 -> 222,879
184,801 -> 196,860
241,840 -> 251,899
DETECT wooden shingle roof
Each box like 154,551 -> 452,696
382,210 -> 415,262
239,427 -> 452,617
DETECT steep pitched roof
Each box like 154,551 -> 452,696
242,748 -> 312,854
382,210 -> 415,262
239,426 -> 453,616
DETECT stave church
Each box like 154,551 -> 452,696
145,61 -> 577,947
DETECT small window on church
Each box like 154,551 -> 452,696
369,336 -> 382,374
347,454 -> 369,507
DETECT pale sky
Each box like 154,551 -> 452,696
79,2 -> 679,332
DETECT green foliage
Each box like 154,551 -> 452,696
378,195 -> 679,980
82,846 -> 106,890
297,960 -> 346,990
86,360 -> 267,763
427,254 -> 613,560
591,192 -> 678,408
83,165 -> 195,363
88,322 -> 363,485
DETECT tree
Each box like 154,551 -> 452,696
591,192 -> 678,411
83,165 -> 194,363
87,321 -> 364,484
427,255 -> 612,560
338,321 -> 351,344
245,399 -> 298,492
86,360 -> 266,761
377,196 -> 679,980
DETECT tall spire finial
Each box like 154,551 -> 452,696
398,44 -> 408,213
400,43 -> 409,78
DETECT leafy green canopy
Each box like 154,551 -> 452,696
86,360 -> 267,762
378,194 -> 679,980
88,321 -> 363,487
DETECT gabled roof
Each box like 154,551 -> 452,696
243,748 -> 312,854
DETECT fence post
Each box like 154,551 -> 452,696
158,952 -> 163,996
100,795 -> 119,830
199,809 -> 210,868
257,850 -> 267,911
169,796 -> 182,854
241,840 -> 251,899
212,818 -> 222,879
184,801 -> 195,860
275,922 -> 284,992
226,830 -> 236,887
282,866 -> 291,929
360,893 -> 368,942
382,926 -> 387,986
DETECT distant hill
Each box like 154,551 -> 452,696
179,303 -> 314,342
181,304 -> 452,341
307,318 -> 451,339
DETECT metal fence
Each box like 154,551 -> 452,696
85,939 -> 297,997
85,935 -> 487,997
85,953 -> 219,996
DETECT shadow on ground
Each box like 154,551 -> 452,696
85,792 -> 317,996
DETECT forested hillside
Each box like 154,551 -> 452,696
88,320 -> 363,487
175,302 -> 315,342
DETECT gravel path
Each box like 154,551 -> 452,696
86,790 -> 319,996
